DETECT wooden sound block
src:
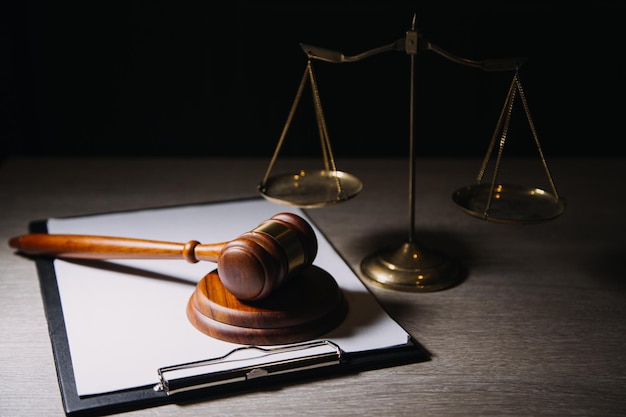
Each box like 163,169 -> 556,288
187,266 -> 348,345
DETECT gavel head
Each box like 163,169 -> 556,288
217,213 -> 318,301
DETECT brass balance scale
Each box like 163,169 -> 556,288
258,15 -> 566,292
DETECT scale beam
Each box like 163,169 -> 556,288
301,35 -> 526,72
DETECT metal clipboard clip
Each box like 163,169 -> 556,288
154,340 -> 343,395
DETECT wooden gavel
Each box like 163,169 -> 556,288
8,212 -> 318,301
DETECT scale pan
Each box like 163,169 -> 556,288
259,170 -> 362,208
452,183 -> 566,224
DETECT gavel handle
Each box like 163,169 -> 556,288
8,234 -> 224,263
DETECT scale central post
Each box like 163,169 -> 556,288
359,16 -> 462,292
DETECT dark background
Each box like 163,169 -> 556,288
2,2 -> 625,161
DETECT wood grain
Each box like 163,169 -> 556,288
187,266 -> 347,345
1,156 -> 625,417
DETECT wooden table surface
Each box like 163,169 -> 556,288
1,156 -> 624,417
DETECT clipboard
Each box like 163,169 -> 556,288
27,197 -> 429,416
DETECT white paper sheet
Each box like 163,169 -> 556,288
47,199 -> 411,396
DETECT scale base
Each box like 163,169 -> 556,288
187,266 -> 348,345
361,241 -> 463,292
